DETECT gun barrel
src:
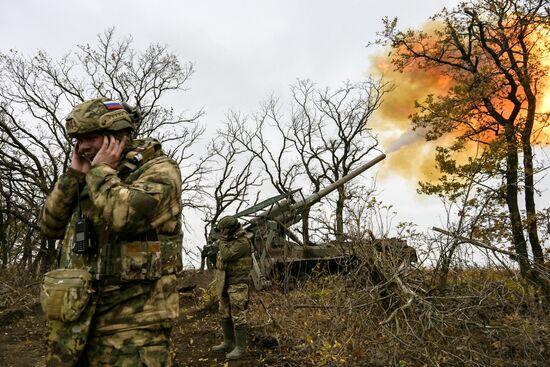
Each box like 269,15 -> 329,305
294,153 -> 386,209
243,153 -> 386,229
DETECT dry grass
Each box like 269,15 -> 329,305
0,250 -> 548,366
0,268 -> 41,325
248,253 -> 549,366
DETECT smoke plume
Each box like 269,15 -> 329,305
369,50 -> 452,183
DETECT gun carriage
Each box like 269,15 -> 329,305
202,153 -> 417,289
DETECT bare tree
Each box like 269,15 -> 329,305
226,105 -> 302,196
203,130 -> 263,237
0,28 -> 205,272
289,79 -> 386,241
224,79 -> 387,244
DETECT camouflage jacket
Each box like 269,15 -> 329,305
216,230 -> 252,286
39,138 -> 183,282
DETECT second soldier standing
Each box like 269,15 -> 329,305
211,216 -> 252,360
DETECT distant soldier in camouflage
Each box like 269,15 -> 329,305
39,98 -> 183,366
211,216 -> 252,360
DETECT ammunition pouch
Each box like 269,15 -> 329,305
119,240 -> 162,281
40,268 -> 94,322
98,232 -> 181,284
113,229 -> 161,281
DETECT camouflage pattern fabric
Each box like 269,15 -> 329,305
215,269 -> 226,299
216,231 -> 252,286
92,275 -> 179,336
65,97 -> 134,138
39,136 -> 182,366
40,138 -> 183,276
40,268 -> 94,322
219,283 -> 249,327
85,336 -> 172,367
45,297 -> 96,367
215,231 -> 252,327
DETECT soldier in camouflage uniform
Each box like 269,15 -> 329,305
39,98 -> 183,367
211,216 -> 252,360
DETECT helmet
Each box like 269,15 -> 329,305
216,216 -> 240,233
65,97 -> 135,138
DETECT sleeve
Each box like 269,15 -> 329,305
85,158 -> 182,234
39,168 -> 85,239
219,237 -> 250,262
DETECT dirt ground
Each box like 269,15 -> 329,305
0,271 -> 281,367
2,268 -> 549,366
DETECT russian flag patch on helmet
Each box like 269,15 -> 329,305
103,100 -> 123,110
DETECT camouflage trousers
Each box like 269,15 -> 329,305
219,283 -> 249,326
46,275 -> 179,367
82,328 -> 173,367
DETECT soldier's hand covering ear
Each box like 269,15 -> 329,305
71,142 -> 92,173
92,136 -> 127,169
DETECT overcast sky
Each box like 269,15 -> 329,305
1,0 -> 467,258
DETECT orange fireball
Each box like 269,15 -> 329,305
371,21 -> 550,183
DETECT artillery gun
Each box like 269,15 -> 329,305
203,153 -> 416,290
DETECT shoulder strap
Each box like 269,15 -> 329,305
118,139 -> 162,174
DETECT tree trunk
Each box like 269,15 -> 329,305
435,240 -> 460,291
45,238 -> 57,271
521,101 -> 544,265
21,230 -> 33,270
335,186 -> 345,242
302,207 -> 310,245
517,94 -> 549,301
522,144 -> 544,261
0,211 -> 6,268
33,236 -> 54,275
436,179 -> 476,291
504,129 -> 531,278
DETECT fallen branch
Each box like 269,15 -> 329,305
432,227 -> 516,257
259,298 -> 283,330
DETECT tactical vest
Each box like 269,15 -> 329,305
58,139 -> 183,283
